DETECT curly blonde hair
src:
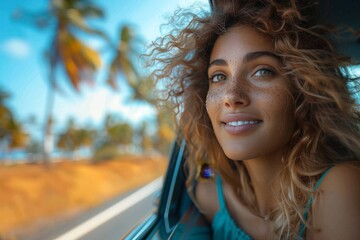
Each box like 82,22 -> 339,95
148,0 -> 360,238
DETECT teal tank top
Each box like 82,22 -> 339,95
212,175 -> 252,240
213,167 -> 333,240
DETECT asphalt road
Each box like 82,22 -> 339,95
77,193 -> 156,240
19,178 -> 162,240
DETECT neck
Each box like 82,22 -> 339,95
240,154 -> 283,217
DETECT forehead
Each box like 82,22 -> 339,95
210,26 -> 274,61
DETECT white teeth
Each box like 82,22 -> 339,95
227,121 -> 258,126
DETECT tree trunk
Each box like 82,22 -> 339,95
42,72 -> 56,167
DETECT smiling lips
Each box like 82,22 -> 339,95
221,115 -> 262,135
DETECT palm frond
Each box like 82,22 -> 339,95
66,8 -> 109,40
77,5 -> 104,18
58,31 -> 102,90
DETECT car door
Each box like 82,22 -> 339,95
123,139 -> 191,239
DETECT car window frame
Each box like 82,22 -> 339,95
123,138 -> 189,239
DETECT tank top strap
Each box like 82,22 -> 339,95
298,166 -> 334,239
216,175 -> 227,210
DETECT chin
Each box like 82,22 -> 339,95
222,149 -> 252,161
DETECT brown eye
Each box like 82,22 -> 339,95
209,74 -> 227,83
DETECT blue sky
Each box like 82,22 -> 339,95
0,0 -> 209,138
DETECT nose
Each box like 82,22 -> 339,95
223,78 -> 250,108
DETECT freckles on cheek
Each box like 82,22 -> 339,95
206,88 -> 224,113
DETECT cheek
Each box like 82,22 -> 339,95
206,87 -> 224,115
266,84 -> 292,108
266,90 -> 295,129
275,89 -> 294,116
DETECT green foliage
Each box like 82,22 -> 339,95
106,26 -> 139,90
103,114 -> 134,146
0,88 -> 28,150
106,26 -> 158,105
92,145 -> 120,162
56,119 -> 95,158
106,122 -> 133,146
90,114 -> 135,162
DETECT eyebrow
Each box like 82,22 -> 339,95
243,51 -> 281,63
208,51 -> 281,68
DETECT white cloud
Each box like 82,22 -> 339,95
0,38 -> 31,59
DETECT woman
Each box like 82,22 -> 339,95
148,0 -> 360,239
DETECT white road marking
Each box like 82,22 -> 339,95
52,177 -> 163,240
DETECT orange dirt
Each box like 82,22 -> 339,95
0,156 -> 167,238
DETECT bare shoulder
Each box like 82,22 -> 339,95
318,163 -> 360,193
195,178 -> 219,223
307,163 -> 360,240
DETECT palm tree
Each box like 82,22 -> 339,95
106,26 -> 140,91
106,26 -> 176,154
107,26 -> 158,104
15,0 -> 107,165
0,90 -> 12,144
0,89 -> 28,161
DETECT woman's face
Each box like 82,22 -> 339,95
206,26 -> 295,161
